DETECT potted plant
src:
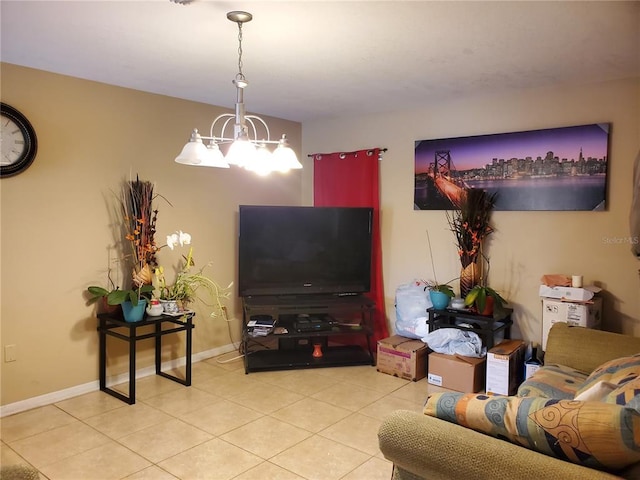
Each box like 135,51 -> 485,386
464,284 -> 507,316
426,280 -> 455,310
154,232 -> 231,317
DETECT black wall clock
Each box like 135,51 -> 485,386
1,103 -> 38,177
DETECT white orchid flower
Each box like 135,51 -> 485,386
166,233 -> 180,250
178,231 -> 192,246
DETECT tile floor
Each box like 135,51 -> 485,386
1,355 -> 446,480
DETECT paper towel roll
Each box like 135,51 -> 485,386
571,275 -> 583,288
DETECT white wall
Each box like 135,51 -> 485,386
303,78 -> 640,342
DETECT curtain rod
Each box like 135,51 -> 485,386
307,148 -> 387,158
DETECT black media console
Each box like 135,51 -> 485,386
241,295 -> 376,373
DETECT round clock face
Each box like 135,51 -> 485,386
1,103 -> 38,177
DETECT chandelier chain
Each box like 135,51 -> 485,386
236,22 -> 245,81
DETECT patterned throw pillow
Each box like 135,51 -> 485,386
424,392 -> 640,472
517,363 -> 587,399
605,376 -> 640,410
576,354 -> 640,398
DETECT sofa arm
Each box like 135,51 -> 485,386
378,410 -> 623,480
545,323 -> 640,374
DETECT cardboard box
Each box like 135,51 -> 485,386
377,335 -> 428,381
538,284 -> 601,302
486,340 -> 525,395
427,352 -> 486,393
541,297 -> 602,350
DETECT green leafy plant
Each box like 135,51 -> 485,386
464,285 -> 506,314
154,241 -> 231,318
425,281 -> 455,298
87,284 -> 154,307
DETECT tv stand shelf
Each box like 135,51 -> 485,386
241,295 -> 376,373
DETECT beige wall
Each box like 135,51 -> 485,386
303,77 -> 640,343
0,63 -> 304,406
2,62 -> 639,409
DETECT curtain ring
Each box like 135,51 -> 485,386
339,153 -> 346,159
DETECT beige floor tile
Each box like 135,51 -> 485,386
230,384 -> 305,415
1,405 -> 76,442
9,422 -> 110,469
347,368 -> 411,394
123,465 -> 179,479
258,369 -> 339,396
142,385 -> 221,416
114,375 -> 184,401
270,397 -> 351,433
1,441 -> 32,467
173,361 -> 229,383
319,413 -> 383,456
194,371 -> 264,400
357,394 -> 423,420
232,461 -> 306,480
203,353 -> 245,372
311,382 -> 386,411
178,399 -> 264,436
340,456 -> 394,480
270,435 -> 370,480
84,402 -> 173,439
158,438 -> 262,480
54,391 -> 124,419
220,416 -> 311,459
118,418 -> 212,463
387,378 -> 432,406
39,441 -> 151,480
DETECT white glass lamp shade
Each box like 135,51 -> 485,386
225,139 -> 257,168
175,129 -> 209,165
245,144 -> 274,176
273,135 -> 302,172
197,142 -> 230,168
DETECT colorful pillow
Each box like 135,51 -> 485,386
576,354 -> 640,397
517,363 -> 587,399
574,380 -> 617,402
605,376 -> 640,410
424,392 -> 640,472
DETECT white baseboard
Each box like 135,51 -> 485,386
0,343 -> 239,418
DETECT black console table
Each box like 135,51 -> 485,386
97,311 -> 195,404
426,307 -> 513,349
241,295 -> 376,373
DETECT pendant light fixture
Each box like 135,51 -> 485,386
175,11 -> 302,175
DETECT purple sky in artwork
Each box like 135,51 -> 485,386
415,124 -> 609,173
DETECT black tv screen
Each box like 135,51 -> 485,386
238,205 -> 373,297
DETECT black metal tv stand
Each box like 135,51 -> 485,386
241,294 -> 376,373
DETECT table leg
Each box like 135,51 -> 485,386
128,324 -> 136,404
185,316 -> 192,386
99,318 -> 106,391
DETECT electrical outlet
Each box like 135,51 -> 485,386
4,344 -> 17,362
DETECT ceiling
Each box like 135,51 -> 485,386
1,1 -> 639,123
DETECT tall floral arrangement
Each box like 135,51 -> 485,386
446,188 -> 497,296
120,177 -> 162,287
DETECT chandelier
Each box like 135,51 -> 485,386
175,11 -> 302,175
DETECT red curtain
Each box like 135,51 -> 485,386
313,148 -> 389,345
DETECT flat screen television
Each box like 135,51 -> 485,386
238,205 -> 373,297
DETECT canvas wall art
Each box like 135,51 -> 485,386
414,124 -> 609,211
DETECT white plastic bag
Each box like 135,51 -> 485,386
395,280 -> 432,339
422,328 -> 486,358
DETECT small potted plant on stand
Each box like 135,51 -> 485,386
154,231 -> 231,318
